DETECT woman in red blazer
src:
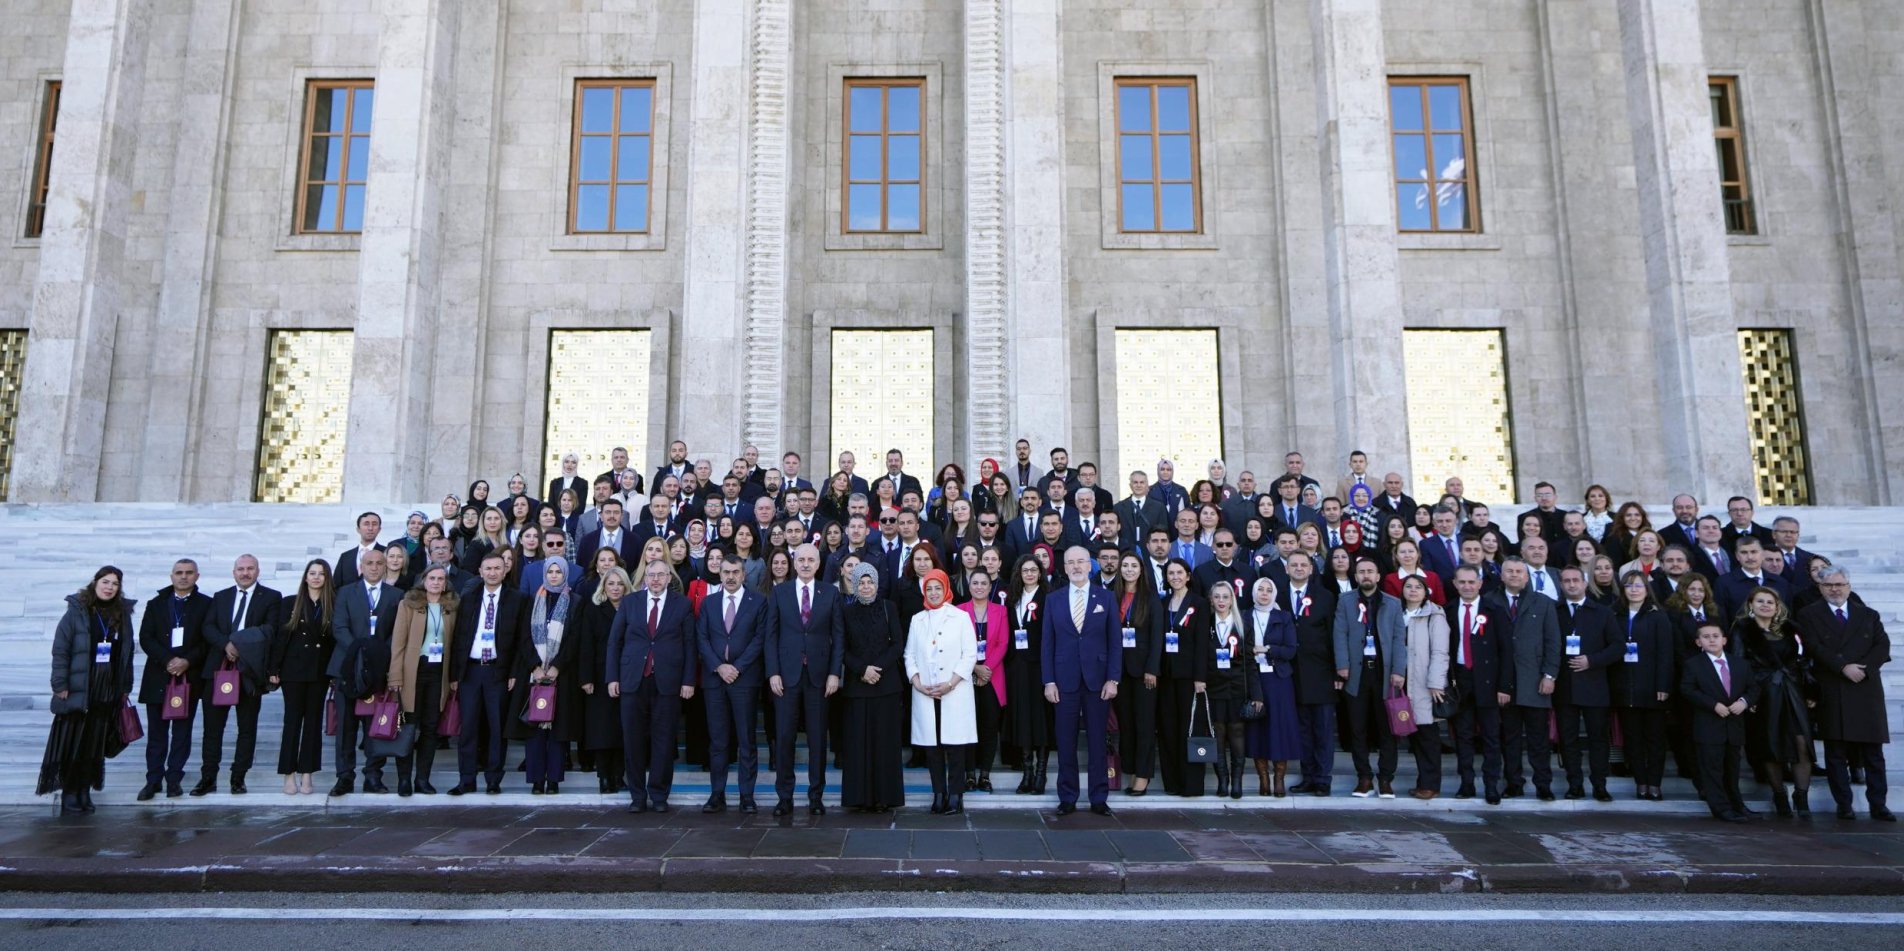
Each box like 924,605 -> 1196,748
1381,538 -> 1447,605
960,569 -> 1010,793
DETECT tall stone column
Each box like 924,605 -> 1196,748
1617,0 -> 1753,500
1309,0 -> 1408,482
341,0 -> 460,504
962,0 -> 1010,466
740,0 -> 792,462
10,0 -> 153,502
1001,0 -> 1070,456
137,0 -> 243,502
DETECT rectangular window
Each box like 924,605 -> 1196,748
1737,329 -> 1811,504
1113,329 -> 1222,482
830,330 -> 934,480
843,79 -> 925,233
570,80 -> 655,234
1710,77 -> 1756,235
0,330 -> 26,500
544,329 -> 652,493
1388,77 -> 1480,233
25,80 -> 60,238
255,330 -> 353,503
1402,329 -> 1516,503
1114,78 -> 1201,233
295,80 -> 374,235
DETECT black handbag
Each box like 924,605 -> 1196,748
1431,679 -> 1463,721
363,716 -> 418,760
1187,693 -> 1219,763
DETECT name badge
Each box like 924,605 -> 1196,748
1565,634 -> 1581,656
975,638 -> 987,662
1363,634 -> 1377,657
170,626 -> 185,649
1624,640 -> 1640,664
1165,631 -> 1180,654
1215,648 -> 1231,670
425,640 -> 443,661
1258,653 -> 1273,673
95,641 -> 113,664
1122,626 -> 1137,649
1013,628 -> 1029,651
478,629 -> 496,659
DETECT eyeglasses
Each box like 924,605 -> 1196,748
978,520 -> 998,527
879,517 -> 897,524
1213,542 -> 1235,548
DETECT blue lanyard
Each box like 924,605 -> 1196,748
94,612 -> 115,642
170,597 -> 187,626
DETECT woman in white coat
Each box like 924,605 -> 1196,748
907,568 -> 977,814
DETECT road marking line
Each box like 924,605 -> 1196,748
0,908 -> 1899,925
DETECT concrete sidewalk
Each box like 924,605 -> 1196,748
4,804 -> 1900,896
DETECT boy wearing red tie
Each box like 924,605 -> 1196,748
1681,623 -> 1759,822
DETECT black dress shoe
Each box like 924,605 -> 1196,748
1565,787 -> 1585,800
1126,784 -> 1148,797
229,775 -> 247,795
947,795 -> 964,814
1288,782 -> 1314,795
1837,807 -> 1857,820
398,780 -> 413,798
929,795 -> 947,815
137,782 -> 159,802
772,800 -> 793,817
1718,810 -> 1750,823
627,799 -> 648,814
166,783 -> 184,798
1593,788 -> 1614,802
651,801 -> 671,814
808,802 -> 825,815
1485,785 -> 1501,805
417,781 -> 438,795
1453,784 -> 1475,800
329,779 -> 353,797
1309,786 -> 1331,797
1874,809 -> 1898,822
190,778 -> 215,797
1090,803 -> 1113,817
447,782 -> 474,796
1056,802 -> 1077,815
1537,788 -> 1557,802
531,782 -> 546,795
703,796 -> 727,814
1502,784 -> 1525,799
739,799 -> 758,815
486,782 -> 501,795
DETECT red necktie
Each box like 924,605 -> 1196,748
645,597 -> 658,677
1461,603 -> 1475,669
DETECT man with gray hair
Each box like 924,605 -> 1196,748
1490,556 -> 1563,801
1796,566 -> 1893,821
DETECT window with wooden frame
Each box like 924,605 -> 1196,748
843,78 -> 924,233
570,80 -> 655,234
1388,77 -> 1480,233
295,80 -> 374,234
24,80 -> 60,238
1114,78 -> 1201,233
1709,77 -> 1756,235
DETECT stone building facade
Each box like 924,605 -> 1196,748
2,0 -> 1900,507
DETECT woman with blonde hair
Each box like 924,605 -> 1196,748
388,565 -> 458,795
575,565 -> 633,794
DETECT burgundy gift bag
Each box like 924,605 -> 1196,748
118,699 -> 144,745
438,696 -> 462,737
212,661 -> 241,707
354,696 -> 376,717
367,692 -> 400,741
324,686 -> 340,737
1384,687 -> 1418,737
523,683 -> 556,724
161,676 -> 192,720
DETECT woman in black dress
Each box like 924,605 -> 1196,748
268,559 -> 335,795
1158,559 -> 1212,796
1732,586 -> 1816,816
1003,555 -> 1053,794
1112,553 -> 1162,795
839,563 -> 906,812
1201,582 -> 1253,800
575,565 -> 632,794
39,566 -> 137,814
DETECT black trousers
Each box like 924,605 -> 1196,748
1825,740 -> 1890,813
198,692 -> 261,780
773,675 -> 830,804
1449,667 -> 1503,788
1157,678 -> 1198,795
1114,671 -> 1157,780
144,702 -> 195,786
456,664 -> 507,786
1410,723 -> 1443,792
1502,703 -> 1554,791
1695,740 -> 1747,816
926,699 -> 967,800
1617,707 -> 1667,786
704,675 -> 760,801
621,678 -> 681,805
396,669 -> 443,784
1556,703 -> 1610,790
1297,702 -> 1335,788
973,681 -> 1002,773
277,681 -> 325,774
1343,665 -> 1396,782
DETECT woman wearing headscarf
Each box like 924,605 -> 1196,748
400,511 -> 430,556
839,563 -> 906,812
509,560 -> 577,794
39,566 -> 137,814
1244,577 -> 1300,797
387,565 -> 458,795
907,568 -> 977,814
1345,483 -> 1381,540
960,569 -> 1009,793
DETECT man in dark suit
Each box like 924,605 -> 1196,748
1491,557 -> 1564,800
1517,482 -> 1568,547
192,554 -> 282,796
1372,472 -> 1418,526
328,549 -> 403,796
1044,447 -> 1082,495
593,445 -> 643,499
1797,569 -> 1893,821
136,559 -> 213,801
1714,536 -> 1792,620
1445,565 -> 1516,804
1681,622 -> 1758,822
1217,470 -> 1262,533
651,439 -> 692,493
779,451 -> 814,493
1192,529 -> 1257,601
1116,471 -> 1170,551
608,559 -> 696,812
1281,554 -> 1338,795
549,452 -> 590,508
1267,476 -> 1320,535
1074,462 -> 1117,516
578,499 -> 636,566
766,545 -> 846,815
447,555 -> 530,796
1041,545 -> 1123,815
836,450 -> 871,496
697,559 -> 768,813
824,514 -> 879,586
1002,485 -> 1046,560
1688,515 -> 1731,583
873,448 -> 924,503
1554,567 -> 1622,800
1421,507 -> 1464,590
1769,516 -> 1819,595
1658,494 -> 1703,552
333,511 -> 386,586
1720,496 -> 1776,557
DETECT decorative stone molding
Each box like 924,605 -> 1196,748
742,0 -> 791,460
962,0 -> 1008,465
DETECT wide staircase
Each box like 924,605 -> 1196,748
2,501 -> 1899,808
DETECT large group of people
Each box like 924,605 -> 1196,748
38,441 -> 1893,825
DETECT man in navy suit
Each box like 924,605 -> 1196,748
1002,485 -> 1046,560
1041,545 -> 1123,815
651,439 -> 692,494
766,544 -> 846,815
193,554 -> 282,796
609,559 -> 696,812
1267,476 -> 1321,535
629,493 -> 680,549
328,549 -> 403,796
696,559 -> 768,813
446,554 -> 529,795
578,499 -> 636,566
333,511 -> 386,586
779,450 -> 814,493
1769,516 -> 1820,595
1444,565 -> 1516,804
1714,535 -> 1792,619
1658,494 -> 1703,553
1421,506 -> 1464,590
1719,496 -> 1777,557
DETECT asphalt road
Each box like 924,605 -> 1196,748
1,893 -> 1899,950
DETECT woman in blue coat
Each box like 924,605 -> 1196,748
1243,577 -> 1300,796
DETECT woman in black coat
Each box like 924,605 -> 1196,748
839,564 -> 906,812
267,559 -> 336,794
573,565 -> 631,794
1111,553 -> 1163,795
38,567 -> 137,814
1611,571 -> 1676,801
1732,588 -> 1815,816
1157,559 -> 1212,797
1003,555 -> 1054,793
1201,582 -> 1255,800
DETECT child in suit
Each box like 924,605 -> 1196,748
1680,622 -> 1759,822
